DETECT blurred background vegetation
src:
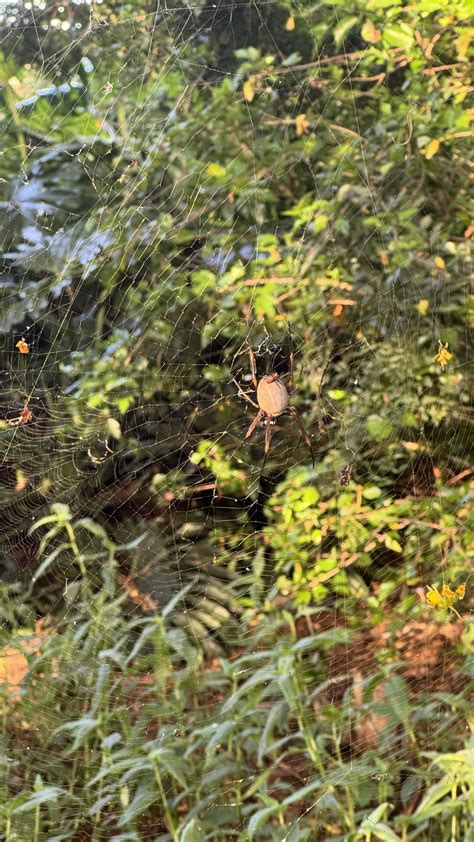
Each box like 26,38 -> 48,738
0,0 -> 472,839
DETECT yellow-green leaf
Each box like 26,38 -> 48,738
206,163 -> 227,178
455,31 -> 471,60
385,535 -> 402,553
361,19 -> 380,42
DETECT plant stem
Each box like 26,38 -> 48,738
296,709 -> 325,777
117,103 -> 129,143
5,85 -> 28,161
34,804 -> 40,842
64,522 -> 91,597
152,761 -> 179,842
451,783 -> 457,842
332,723 -> 355,829
95,303 -> 106,354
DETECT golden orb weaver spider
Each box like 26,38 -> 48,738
234,347 -> 314,466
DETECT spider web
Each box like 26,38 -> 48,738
0,0 -> 471,839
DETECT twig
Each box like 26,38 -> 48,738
446,469 -> 473,486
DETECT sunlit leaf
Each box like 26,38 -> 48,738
243,78 -> 256,102
424,139 -> 441,160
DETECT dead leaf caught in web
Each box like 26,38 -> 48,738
433,341 -> 453,372
16,338 -> 30,354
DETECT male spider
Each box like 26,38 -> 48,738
235,348 -> 314,466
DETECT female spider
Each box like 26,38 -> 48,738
235,347 -> 314,466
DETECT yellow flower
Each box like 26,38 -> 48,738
426,588 -> 445,608
285,15 -> 295,31
433,341 -> 453,371
426,583 -> 466,619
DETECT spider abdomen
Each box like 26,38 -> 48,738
257,376 -> 289,416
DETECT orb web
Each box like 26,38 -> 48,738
0,0 -> 471,839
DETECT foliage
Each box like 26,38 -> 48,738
0,0 -> 472,839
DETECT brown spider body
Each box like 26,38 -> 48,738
257,375 -> 289,416
236,348 -> 314,466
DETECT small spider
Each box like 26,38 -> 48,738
8,403 -> 32,427
234,347 -> 314,465
340,463 -> 353,486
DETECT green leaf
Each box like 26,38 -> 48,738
385,535 -> 402,553
248,802 -> 281,839
366,416 -> 394,441
359,821 -> 402,842
359,802 -> 391,826
206,720 -> 236,752
382,23 -> 415,50
413,773 -> 461,820
363,486 -> 383,500
366,0 -> 401,6
180,818 -> 206,842
149,747 -> 188,788
283,778 -> 324,805
75,518 -> 109,540
386,675 -> 410,727
31,543 -> 69,583
334,16 -> 360,47
55,717 -> 101,752
162,579 -> 197,620
401,775 -> 422,807
12,786 -> 67,813
258,700 -> 288,764
117,785 -> 156,826
221,666 -> 276,712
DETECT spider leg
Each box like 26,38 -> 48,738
264,419 -> 273,456
289,406 -> 314,467
243,409 -> 265,442
249,347 -> 258,390
287,350 -> 294,389
232,378 -> 259,409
